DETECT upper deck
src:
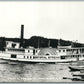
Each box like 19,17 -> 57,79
5,41 -> 84,56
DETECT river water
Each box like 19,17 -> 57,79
0,59 -> 82,82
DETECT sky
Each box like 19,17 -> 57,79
0,1 -> 84,43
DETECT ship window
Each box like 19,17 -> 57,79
67,49 -> 70,52
11,54 -> 16,58
45,53 -> 50,55
36,50 -> 37,53
27,56 -> 29,58
24,56 -> 25,58
73,55 -> 74,57
59,50 -> 61,52
12,43 -> 16,48
60,56 -> 65,59
30,56 -> 32,59
33,49 -> 35,55
28,50 -> 30,53
63,50 -> 65,52
33,56 -> 39,59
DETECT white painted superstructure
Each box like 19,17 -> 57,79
0,41 -> 84,63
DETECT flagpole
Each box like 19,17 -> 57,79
38,38 -> 39,48
48,40 -> 50,47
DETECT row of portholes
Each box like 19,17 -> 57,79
60,55 -> 84,59
24,56 -> 32,59
59,50 -> 65,52
23,56 -> 57,59
24,56 -> 46,59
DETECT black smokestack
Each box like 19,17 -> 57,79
21,25 -> 24,40
20,25 -> 24,47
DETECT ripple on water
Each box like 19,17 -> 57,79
0,61 -> 76,82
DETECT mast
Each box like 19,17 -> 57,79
58,39 -> 60,46
38,38 -> 39,48
71,41 -> 73,47
48,40 -> 51,47
57,39 -> 61,48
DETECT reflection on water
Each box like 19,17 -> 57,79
0,59 -> 81,82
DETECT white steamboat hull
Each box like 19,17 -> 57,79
0,51 -> 84,63
0,55 -> 83,63
0,57 -> 77,63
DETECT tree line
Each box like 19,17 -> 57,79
0,36 -> 84,51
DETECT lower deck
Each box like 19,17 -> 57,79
0,51 -> 84,63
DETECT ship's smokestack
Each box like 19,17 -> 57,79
21,25 -> 24,40
20,25 -> 24,47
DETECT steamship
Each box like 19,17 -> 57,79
0,25 -> 84,63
